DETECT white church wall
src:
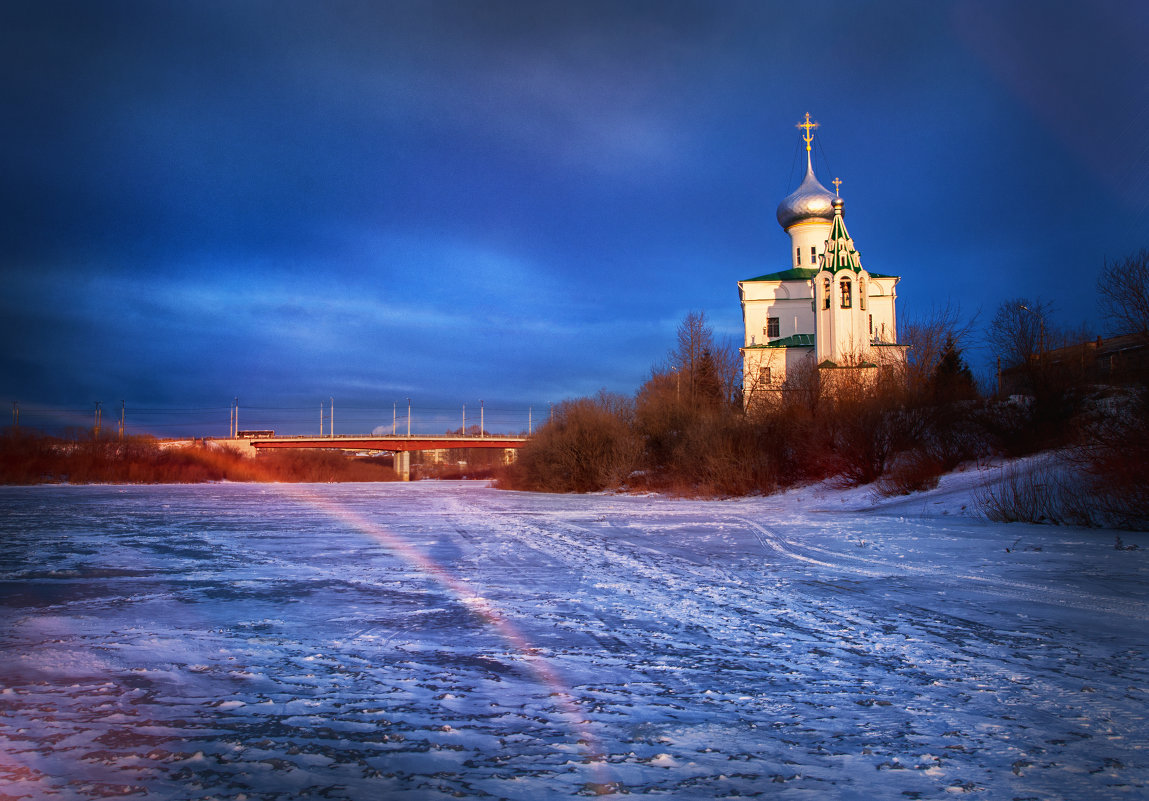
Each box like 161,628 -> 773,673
739,281 -> 815,346
741,346 -> 815,408
866,278 -> 899,343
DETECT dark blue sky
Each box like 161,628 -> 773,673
3,1 -> 1147,436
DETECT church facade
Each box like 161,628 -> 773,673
739,115 -> 906,406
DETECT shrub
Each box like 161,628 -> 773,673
1075,388 -> 1149,530
975,455 -> 1097,526
500,393 -> 640,493
873,451 -> 946,497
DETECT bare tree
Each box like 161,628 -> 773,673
711,336 -> 743,406
986,298 -> 1093,410
666,311 -> 740,407
901,303 -> 976,398
987,298 -> 1052,371
1098,248 -> 1149,335
668,311 -> 709,402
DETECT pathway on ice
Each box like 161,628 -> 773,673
0,481 -> 1146,799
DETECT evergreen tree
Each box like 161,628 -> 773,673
695,348 -> 725,409
931,335 -> 977,402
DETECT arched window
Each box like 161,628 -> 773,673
823,277 -> 831,310
796,247 -> 801,265
859,278 -> 866,310
840,278 -> 852,308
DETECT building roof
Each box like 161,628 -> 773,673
742,266 -> 898,282
744,333 -> 815,349
742,267 -> 819,282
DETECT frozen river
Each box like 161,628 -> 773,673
1,480 -> 1147,799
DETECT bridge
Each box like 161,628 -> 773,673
247,435 -> 528,481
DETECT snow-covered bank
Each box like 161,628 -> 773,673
0,481 -> 1145,799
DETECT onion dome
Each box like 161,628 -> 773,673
776,161 -> 837,230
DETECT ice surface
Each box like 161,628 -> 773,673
0,477 -> 1146,799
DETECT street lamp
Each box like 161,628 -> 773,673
1019,303 -> 1046,365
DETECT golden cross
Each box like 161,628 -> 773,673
796,113 -> 818,152
832,177 -> 842,196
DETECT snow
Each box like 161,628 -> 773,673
0,475 -> 1146,800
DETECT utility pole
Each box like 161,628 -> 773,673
94,401 -> 101,438
406,397 -> 411,437
528,406 -> 532,435
320,404 -> 324,435
462,404 -> 466,437
233,397 -> 239,438
392,402 -> 397,436
480,400 -> 484,438
330,397 -> 334,438
119,400 -> 125,440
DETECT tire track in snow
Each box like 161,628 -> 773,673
731,515 -> 1149,621
456,504 -> 788,655
462,503 -> 1102,725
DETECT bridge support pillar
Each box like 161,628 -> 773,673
394,451 -> 411,481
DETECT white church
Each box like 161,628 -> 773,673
739,115 -> 906,405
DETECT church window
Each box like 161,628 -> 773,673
766,317 -> 780,338
823,277 -> 831,310
796,247 -> 801,265
840,278 -> 852,308
859,278 -> 866,310
759,367 -> 772,385
868,314 -> 873,336
810,246 -> 816,263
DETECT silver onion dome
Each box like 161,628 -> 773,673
776,164 -> 837,230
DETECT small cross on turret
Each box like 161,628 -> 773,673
832,177 -> 842,196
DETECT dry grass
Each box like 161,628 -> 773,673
975,455 -> 1098,527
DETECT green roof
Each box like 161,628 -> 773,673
744,333 -> 815,349
742,267 -> 818,282
742,266 -> 898,282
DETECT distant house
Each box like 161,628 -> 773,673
999,333 -> 1149,395
739,115 -> 906,407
